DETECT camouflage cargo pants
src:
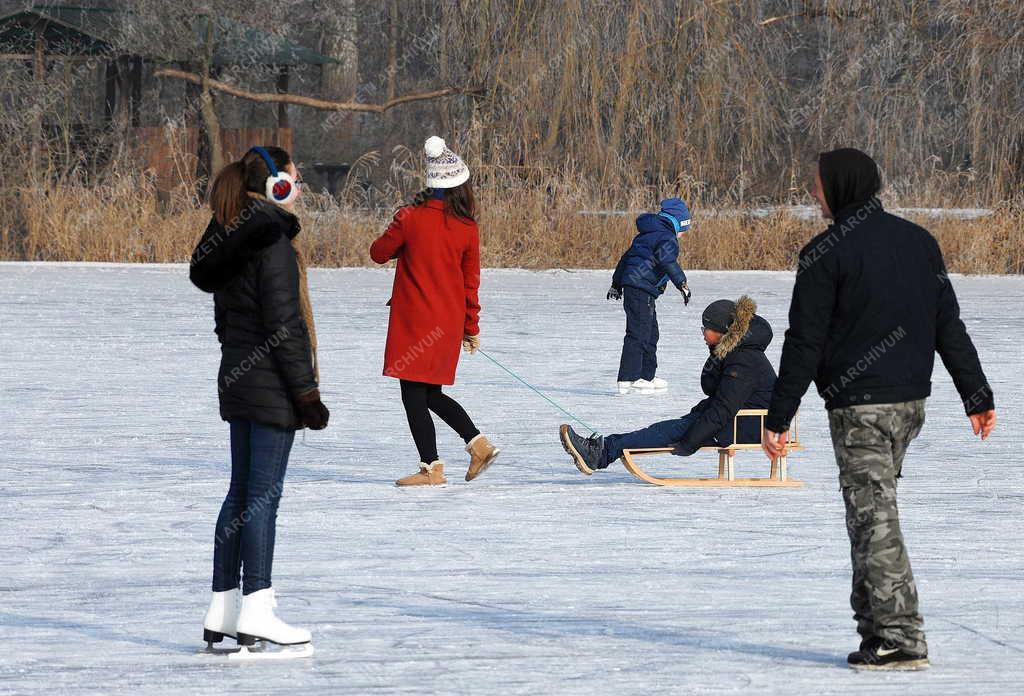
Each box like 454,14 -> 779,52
828,399 -> 928,656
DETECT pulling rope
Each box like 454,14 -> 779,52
477,349 -> 599,435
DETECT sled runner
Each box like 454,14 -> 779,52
621,409 -> 804,487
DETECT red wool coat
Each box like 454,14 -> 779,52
370,199 -> 481,385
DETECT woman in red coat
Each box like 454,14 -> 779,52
370,136 -> 500,486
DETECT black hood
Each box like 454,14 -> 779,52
818,148 -> 881,217
711,295 -> 773,359
739,314 -> 773,351
709,314 -> 773,356
189,198 -> 299,293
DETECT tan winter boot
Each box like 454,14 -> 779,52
465,435 -> 500,481
395,461 -> 447,487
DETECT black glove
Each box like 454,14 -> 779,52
680,282 -> 691,306
296,389 -> 330,430
607,285 -> 623,301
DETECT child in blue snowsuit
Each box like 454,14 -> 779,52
608,198 -> 692,394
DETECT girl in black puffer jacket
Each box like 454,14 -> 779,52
190,146 -> 328,653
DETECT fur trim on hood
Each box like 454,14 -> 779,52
713,295 -> 756,360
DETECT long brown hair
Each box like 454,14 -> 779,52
412,180 -> 477,222
209,146 -> 292,226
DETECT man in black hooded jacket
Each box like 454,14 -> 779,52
763,148 -> 997,671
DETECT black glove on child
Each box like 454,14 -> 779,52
680,282 -> 692,306
607,285 -> 623,301
296,389 -> 330,430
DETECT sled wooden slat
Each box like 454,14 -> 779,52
621,409 -> 804,487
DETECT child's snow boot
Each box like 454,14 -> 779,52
559,424 -> 606,475
203,588 -> 240,644
617,379 -> 657,395
396,460 -> 447,486
465,435 -> 500,481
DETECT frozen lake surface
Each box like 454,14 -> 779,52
1,263 -> 1022,694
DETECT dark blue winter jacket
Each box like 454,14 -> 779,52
611,214 -> 688,297
673,299 -> 777,455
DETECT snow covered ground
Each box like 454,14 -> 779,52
1,263 -> 1022,695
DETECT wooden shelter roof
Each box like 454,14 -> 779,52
0,5 -> 337,65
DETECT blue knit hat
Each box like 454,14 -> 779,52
658,198 -> 692,234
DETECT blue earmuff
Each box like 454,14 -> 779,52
249,146 -> 298,205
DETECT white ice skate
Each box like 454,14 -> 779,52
617,379 -> 659,395
229,588 -> 313,661
647,377 -> 668,391
202,589 -> 240,646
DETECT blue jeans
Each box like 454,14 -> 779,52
212,420 -> 295,595
617,287 -> 659,382
601,413 -> 698,468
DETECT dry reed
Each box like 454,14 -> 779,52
5,168 -> 1020,274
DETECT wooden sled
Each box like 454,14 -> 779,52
621,409 -> 804,487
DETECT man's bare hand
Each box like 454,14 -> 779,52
969,409 -> 996,440
762,429 -> 789,459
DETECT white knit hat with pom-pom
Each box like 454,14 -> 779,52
424,136 -> 469,189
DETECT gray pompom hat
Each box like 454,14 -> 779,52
702,299 -> 735,334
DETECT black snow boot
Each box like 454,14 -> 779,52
559,424 -> 606,475
847,637 -> 929,671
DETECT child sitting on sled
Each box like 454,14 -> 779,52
608,197 -> 693,395
560,296 -> 776,474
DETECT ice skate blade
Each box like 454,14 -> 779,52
851,658 -> 929,671
200,644 -> 244,656
228,642 -> 314,662
203,628 -> 236,644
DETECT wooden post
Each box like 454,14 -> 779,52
30,23 -> 46,172
62,56 -> 72,163
276,65 -> 289,129
33,28 -> 46,86
718,451 -> 726,479
104,60 -> 118,123
130,56 -> 143,128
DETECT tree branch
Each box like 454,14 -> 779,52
153,68 -> 480,113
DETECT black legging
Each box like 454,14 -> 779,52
400,380 -> 480,463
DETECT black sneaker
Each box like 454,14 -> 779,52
559,424 -> 605,475
848,636 -> 929,671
